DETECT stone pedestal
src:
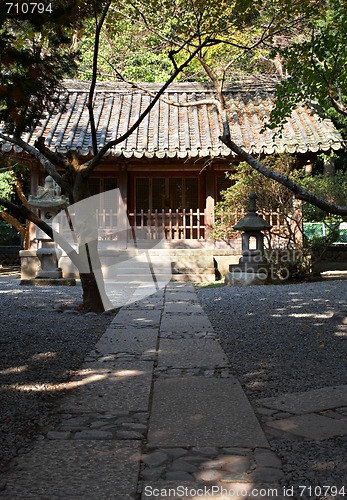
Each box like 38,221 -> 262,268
19,249 -> 40,279
20,242 -> 76,286
225,270 -> 268,287
36,241 -> 62,279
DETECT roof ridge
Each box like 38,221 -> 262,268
62,78 -> 279,93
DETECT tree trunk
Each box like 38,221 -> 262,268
79,272 -> 106,313
77,240 -> 113,313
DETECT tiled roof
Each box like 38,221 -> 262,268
1,80 -> 344,159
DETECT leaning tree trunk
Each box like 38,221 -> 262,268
76,238 -> 113,313
67,170 -> 115,313
79,272 -> 105,313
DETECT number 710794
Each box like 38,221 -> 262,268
6,3 -> 52,14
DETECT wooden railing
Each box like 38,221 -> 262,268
96,209 -> 119,240
57,207 -> 292,243
55,208 -> 206,241
128,209 -> 206,240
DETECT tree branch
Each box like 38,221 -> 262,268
83,38 -> 214,176
87,1 -> 112,156
14,173 -> 29,208
0,134 -> 71,192
0,197 -> 87,270
99,58 -> 222,112
0,210 -> 26,239
219,133 -> 347,216
34,136 -> 71,172
0,198 -> 53,238
328,94 -> 347,117
310,53 -> 347,117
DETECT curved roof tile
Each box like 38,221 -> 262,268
0,80 -> 344,158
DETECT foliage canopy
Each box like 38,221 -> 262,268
270,0 -> 347,133
0,0 -> 91,136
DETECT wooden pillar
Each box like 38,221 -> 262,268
205,167 -> 215,239
119,165 -> 128,211
119,165 -> 128,247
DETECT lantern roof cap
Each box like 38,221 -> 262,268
233,192 -> 272,232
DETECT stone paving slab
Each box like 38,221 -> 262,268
163,302 -> 205,314
165,291 -> 200,302
160,313 -> 214,335
157,338 -> 229,368
2,440 -> 140,500
140,446 -> 284,485
257,385 -> 347,414
147,377 -> 268,448
111,309 -> 162,329
266,413 -> 347,440
96,328 -> 158,355
125,289 -> 165,308
126,298 -> 164,309
104,283 -> 161,309
61,360 -> 153,413
165,284 -> 196,292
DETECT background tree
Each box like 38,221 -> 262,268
0,160 -> 30,247
229,0 -> 347,215
212,155 -> 301,245
0,0 -> 221,311
213,154 -> 347,276
270,0 -> 347,134
75,12 -> 173,82
121,0 -> 347,215
1,0 -> 347,309
0,0 -> 88,137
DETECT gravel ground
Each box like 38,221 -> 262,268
0,274 -> 114,470
197,279 -> 347,496
197,279 -> 347,398
1,272 -> 346,495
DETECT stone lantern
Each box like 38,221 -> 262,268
225,192 -> 272,286
21,175 -> 73,284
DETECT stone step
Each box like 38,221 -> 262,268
103,273 -> 216,283
101,253 -> 217,277
106,264 -> 216,274
170,273 -> 216,283
60,248 -> 240,280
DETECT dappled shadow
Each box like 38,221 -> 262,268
0,278 -> 113,466
197,280 -> 346,399
197,279 -> 347,493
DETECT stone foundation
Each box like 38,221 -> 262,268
225,271 -> 268,286
20,247 -> 243,282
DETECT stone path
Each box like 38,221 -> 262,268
2,282 -> 347,499
256,385 -> 347,441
